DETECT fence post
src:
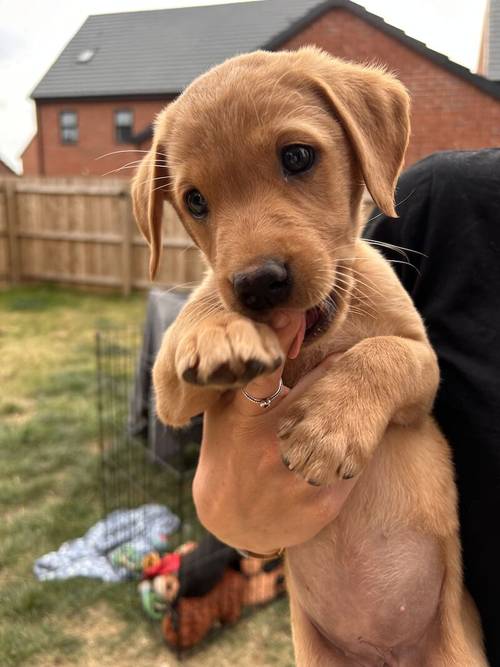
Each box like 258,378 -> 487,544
4,181 -> 20,283
120,189 -> 133,296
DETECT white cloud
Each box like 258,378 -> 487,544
0,0 -> 488,170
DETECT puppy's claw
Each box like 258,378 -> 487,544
337,452 -> 361,480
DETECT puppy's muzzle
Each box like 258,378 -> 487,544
233,260 -> 292,311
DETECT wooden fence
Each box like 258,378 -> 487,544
0,177 -> 204,294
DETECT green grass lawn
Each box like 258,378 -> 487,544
0,285 -> 293,667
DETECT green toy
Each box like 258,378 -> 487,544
110,545 -> 145,575
138,579 -> 168,621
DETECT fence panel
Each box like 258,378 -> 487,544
0,177 -> 204,293
0,186 -> 9,281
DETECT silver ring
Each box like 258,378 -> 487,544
241,378 -> 283,408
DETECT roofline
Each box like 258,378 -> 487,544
264,0 -> 500,101
31,0 -> 500,103
33,93 -> 179,103
84,0 -> 257,21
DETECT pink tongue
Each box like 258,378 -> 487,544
288,313 -> 306,360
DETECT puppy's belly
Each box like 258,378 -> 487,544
287,521 -> 444,665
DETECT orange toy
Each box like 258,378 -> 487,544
162,569 -> 246,649
241,557 -> 286,607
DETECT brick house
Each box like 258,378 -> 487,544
23,0 -> 500,176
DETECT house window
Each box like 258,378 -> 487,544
115,110 -> 134,143
60,111 -> 78,144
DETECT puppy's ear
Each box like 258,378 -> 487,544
131,133 -> 170,280
311,55 -> 410,217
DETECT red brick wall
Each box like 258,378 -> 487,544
284,8 -> 500,166
21,136 -> 39,176
27,98 -> 168,176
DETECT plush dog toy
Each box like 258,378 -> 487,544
140,534 -> 245,646
140,534 -> 285,648
161,568 -> 246,649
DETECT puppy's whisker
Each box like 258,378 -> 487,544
101,162 -> 169,177
101,162 -> 170,176
337,268 -> 384,299
365,238 -> 427,259
186,304 -> 224,326
134,175 -> 175,191
334,277 -> 377,310
365,188 -> 416,222
365,239 -> 411,262
156,281 -> 201,295
334,285 -> 375,319
338,272 -> 380,299
333,279 -> 376,310
386,259 -> 421,276
95,149 -> 169,161
338,263 -> 384,291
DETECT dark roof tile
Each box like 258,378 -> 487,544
32,0 -> 500,101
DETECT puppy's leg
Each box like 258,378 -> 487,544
289,591 -> 354,666
279,334 -> 439,484
153,276 -> 283,427
431,534 -> 489,666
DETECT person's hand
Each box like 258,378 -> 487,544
192,311 -> 360,555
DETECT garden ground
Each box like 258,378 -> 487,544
0,285 -> 293,667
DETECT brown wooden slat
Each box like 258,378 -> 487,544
15,183 -> 127,196
17,230 -> 123,244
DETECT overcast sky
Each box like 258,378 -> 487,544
0,0 -> 488,171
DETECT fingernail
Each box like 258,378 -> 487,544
272,312 -> 290,329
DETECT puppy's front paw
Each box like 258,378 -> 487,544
175,316 -> 283,387
278,384 -> 387,485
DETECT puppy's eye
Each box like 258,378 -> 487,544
281,144 -> 315,175
185,189 -> 208,219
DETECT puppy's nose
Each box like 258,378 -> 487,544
233,260 -> 292,311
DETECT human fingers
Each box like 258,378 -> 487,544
233,310 -> 305,417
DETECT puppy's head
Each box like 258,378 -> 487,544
133,48 -> 410,339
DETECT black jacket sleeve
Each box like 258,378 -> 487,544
364,149 -> 500,666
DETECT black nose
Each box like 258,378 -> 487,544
233,260 -> 292,311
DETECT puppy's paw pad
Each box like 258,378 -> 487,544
182,363 -> 200,385
241,358 -> 267,382
207,362 -> 237,385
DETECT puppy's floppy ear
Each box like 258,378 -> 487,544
131,128 -> 170,280
309,53 -> 410,217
